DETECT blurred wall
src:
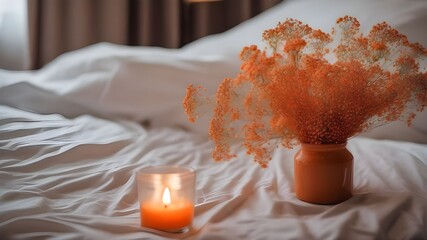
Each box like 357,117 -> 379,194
0,0 -> 29,70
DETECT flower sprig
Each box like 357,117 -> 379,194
183,16 -> 427,168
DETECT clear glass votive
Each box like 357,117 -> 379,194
137,166 -> 196,233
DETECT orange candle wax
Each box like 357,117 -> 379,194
140,201 -> 194,231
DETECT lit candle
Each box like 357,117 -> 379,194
140,187 -> 194,230
137,166 -> 196,232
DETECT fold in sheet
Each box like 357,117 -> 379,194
1,106 -> 426,239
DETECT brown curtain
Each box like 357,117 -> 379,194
27,0 -> 282,69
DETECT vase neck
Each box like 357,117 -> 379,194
300,143 -> 347,151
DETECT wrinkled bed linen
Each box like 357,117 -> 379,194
1,105 -> 426,239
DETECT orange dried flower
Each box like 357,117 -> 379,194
183,84 -> 198,122
183,16 -> 427,167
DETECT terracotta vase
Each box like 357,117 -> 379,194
294,143 -> 353,204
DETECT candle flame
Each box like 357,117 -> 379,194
162,187 -> 171,206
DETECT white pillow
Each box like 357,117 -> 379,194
0,43 -> 235,135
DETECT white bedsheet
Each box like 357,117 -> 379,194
1,105 -> 426,239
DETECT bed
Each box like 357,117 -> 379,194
1,0 -> 427,239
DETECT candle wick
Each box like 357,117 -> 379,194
164,204 -> 167,208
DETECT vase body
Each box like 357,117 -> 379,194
294,143 -> 353,204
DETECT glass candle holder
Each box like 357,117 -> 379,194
137,166 -> 196,233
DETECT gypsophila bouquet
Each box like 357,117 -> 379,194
183,16 -> 427,168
